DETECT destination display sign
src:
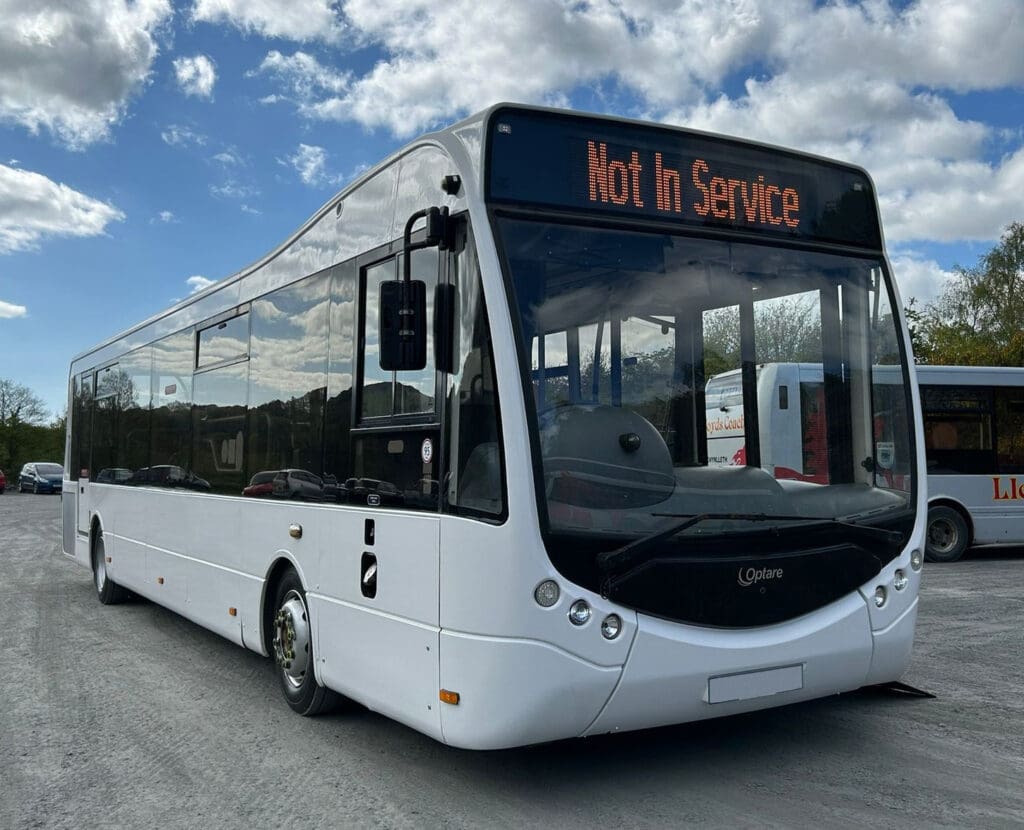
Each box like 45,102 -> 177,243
487,107 -> 882,250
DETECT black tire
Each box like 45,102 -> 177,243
926,505 -> 970,563
92,530 -> 129,604
271,569 -> 338,716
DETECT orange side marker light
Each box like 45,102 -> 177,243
439,689 -> 460,706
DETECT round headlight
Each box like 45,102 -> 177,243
873,585 -> 887,608
568,599 -> 591,626
894,569 -> 908,591
534,580 -> 560,608
910,549 -> 923,571
600,614 -> 622,640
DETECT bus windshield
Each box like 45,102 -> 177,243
497,217 -> 915,565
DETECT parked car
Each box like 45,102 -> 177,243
128,465 -> 210,491
242,470 -> 278,497
0,468 -> 6,494
96,467 -> 133,484
271,469 -> 324,500
19,462 -> 64,494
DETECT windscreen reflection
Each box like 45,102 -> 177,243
498,218 -> 914,546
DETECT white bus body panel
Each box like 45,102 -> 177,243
928,474 -> 1024,545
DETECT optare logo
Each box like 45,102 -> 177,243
737,566 -> 784,587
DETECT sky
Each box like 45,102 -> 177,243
1,0 -> 1022,419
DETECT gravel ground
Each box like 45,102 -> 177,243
1,492 -> 1022,829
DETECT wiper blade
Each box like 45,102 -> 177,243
596,512 -> 905,579
597,512 -> 807,576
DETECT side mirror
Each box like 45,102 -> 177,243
379,279 -> 427,371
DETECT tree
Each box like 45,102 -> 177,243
910,222 -> 1024,366
0,379 -> 61,475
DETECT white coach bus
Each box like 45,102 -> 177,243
916,365 -> 1024,562
707,363 -> 1024,562
63,104 -> 925,749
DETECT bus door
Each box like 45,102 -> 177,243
75,371 -> 94,537
316,244 -> 445,737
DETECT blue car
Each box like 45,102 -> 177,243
19,462 -> 64,494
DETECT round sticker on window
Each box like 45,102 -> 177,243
421,438 -> 434,464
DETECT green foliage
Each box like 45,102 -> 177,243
909,222 -> 1024,366
0,379 -> 64,477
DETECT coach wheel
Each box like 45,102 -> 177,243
925,505 -> 969,563
271,569 -> 338,716
92,530 -> 129,604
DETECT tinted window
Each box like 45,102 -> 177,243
996,388 -> 1024,472
197,313 -> 249,368
192,360 -> 248,494
150,331 -> 194,472
247,272 -> 329,490
922,385 -> 993,474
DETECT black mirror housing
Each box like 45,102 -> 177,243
379,279 -> 427,371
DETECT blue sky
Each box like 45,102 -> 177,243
1,0 -> 1022,419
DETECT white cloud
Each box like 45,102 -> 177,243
0,163 -> 125,254
0,0 -> 173,148
151,210 -> 178,224
161,124 -> 207,147
888,254 -> 956,307
248,0 -> 1024,252
173,54 -> 217,99
191,0 -> 345,43
210,180 -> 259,200
213,149 -> 243,166
283,143 -> 339,187
0,299 -> 27,318
241,204 -> 261,215
187,275 -> 216,293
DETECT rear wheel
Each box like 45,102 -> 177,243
271,569 -> 338,716
92,530 -> 129,604
925,505 -> 970,563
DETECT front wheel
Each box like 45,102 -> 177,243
925,505 -> 970,563
92,531 -> 129,604
272,570 -> 338,716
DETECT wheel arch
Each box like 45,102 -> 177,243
260,553 -> 307,656
927,497 -> 974,544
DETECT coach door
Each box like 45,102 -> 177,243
75,371 -> 94,536
315,244 -> 446,738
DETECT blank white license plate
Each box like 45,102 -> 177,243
708,664 -> 804,704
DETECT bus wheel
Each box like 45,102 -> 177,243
925,506 -> 969,563
92,530 -> 129,604
271,570 -> 338,716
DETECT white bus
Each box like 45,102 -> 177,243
707,363 -> 1024,562
917,365 -> 1024,561
63,104 -> 925,750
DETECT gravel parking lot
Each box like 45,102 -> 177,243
1,492 -> 1022,829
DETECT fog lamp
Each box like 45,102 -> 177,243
568,599 -> 591,626
873,586 -> 887,608
534,580 -> 560,608
893,569 -> 908,591
910,549 -> 923,571
601,614 -> 622,640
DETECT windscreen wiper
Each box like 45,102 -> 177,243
596,512 -> 905,581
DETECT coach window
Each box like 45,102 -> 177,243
118,347 -> 153,477
92,364 -> 123,477
445,228 -> 505,518
324,261 -> 357,502
75,372 -> 94,480
247,273 -> 329,499
921,385 -> 993,475
995,388 -> 1024,472
351,248 -> 440,511
148,330 -> 194,486
193,311 -> 250,495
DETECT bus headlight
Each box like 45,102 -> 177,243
600,614 -> 622,640
910,549 -> 923,571
568,599 -> 591,626
873,586 -> 887,608
893,569 -> 908,591
534,580 -> 560,608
